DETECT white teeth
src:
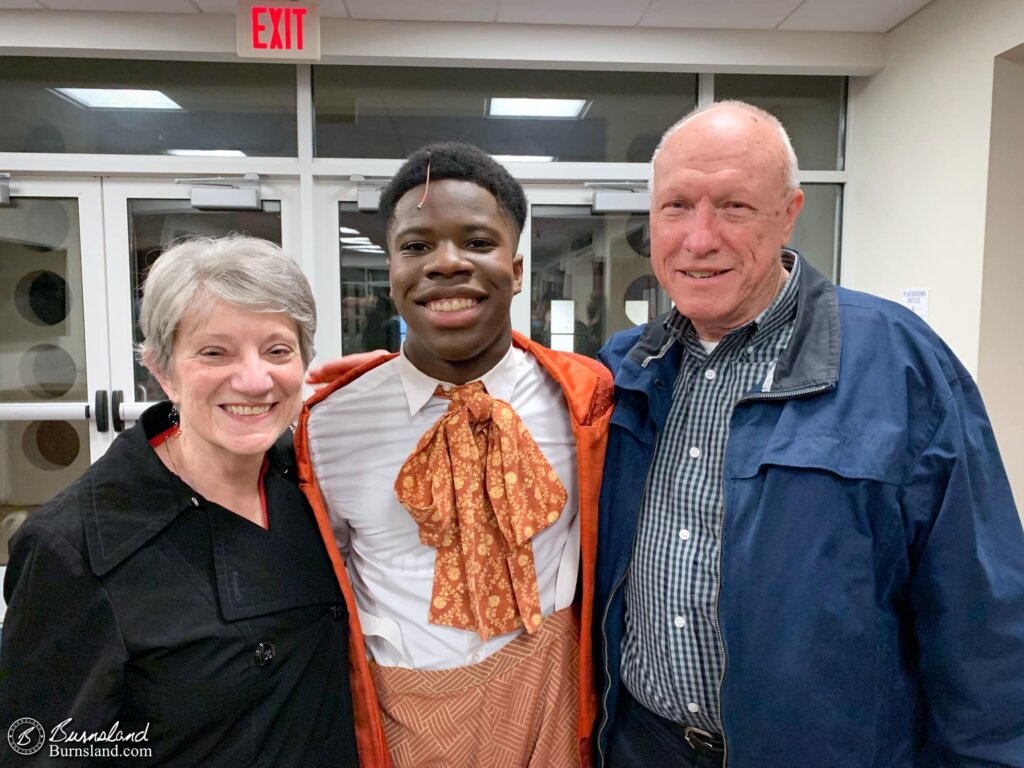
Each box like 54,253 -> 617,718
224,405 -> 271,416
685,271 -> 719,279
426,297 -> 478,312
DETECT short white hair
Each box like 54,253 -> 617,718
652,100 -> 800,192
137,235 -> 316,375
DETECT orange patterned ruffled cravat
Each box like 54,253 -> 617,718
395,381 -> 568,640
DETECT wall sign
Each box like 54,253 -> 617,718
237,0 -> 320,61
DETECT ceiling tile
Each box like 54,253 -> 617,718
345,0 -> 497,23
639,0 -> 803,30
315,0 -> 351,18
780,0 -> 934,32
190,0 -> 236,12
38,0 -> 198,11
497,0 -> 650,27
0,0 -> 45,8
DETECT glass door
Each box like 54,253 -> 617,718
102,178 -> 302,426
0,178 -> 110,581
523,187 -> 668,358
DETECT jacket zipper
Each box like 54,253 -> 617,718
597,431 -> 660,768
714,491 -> 729,767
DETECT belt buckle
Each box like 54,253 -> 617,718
683,725 -> 724,756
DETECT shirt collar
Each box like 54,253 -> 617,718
397,343 -> 519,416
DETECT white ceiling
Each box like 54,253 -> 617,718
4,0 -> 935,33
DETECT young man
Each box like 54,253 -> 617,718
295,142 -> 613,768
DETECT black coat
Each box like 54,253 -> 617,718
1,402 -> 358,767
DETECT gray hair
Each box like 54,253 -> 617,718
652,100 -> 800,192
137,235 -> 316,375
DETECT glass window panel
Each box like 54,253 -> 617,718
337,203 -> 401,354
530,206 -> 670,357
1,418 -> 91,562
713,75 -> 846,170
0,198 -> 87,403
127,200 -> 284,401
789,183 -> 841,282
314,67 -> 697,162
0,57 -> 297,156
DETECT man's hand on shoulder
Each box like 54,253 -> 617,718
306,350 -> 391,386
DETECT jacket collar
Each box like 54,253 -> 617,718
619,250 -> 839,397
82,401 -> 296,577
82,402 -> 196,576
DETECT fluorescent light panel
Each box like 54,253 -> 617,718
52,87 -> 182,110
488,98 -> 587,119
166,149 -> 247,157
492,155 -> 556,162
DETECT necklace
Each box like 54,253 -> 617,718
164,432 -> 183,482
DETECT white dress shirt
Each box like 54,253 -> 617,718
307,344 -> 579,670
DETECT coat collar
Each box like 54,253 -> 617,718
82,401 -> 297,578
82,401 -> 198,576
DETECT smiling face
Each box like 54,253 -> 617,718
651,106 -> 804,340
152,298 -> 304,467
387,178 -> 524,383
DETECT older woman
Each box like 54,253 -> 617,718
0,236 -> 358,767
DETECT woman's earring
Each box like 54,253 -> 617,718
169,403 -> 180,426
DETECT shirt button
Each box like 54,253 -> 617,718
679,528 -> 691,541
704,369 -> 716,380
254,641 -> 275,667
674,615 -> 686,628
687,702 -> 700,714
689,446 -> 701,459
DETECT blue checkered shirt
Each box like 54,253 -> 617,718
620,254 -> 800,735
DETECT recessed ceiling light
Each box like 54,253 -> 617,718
492,155 -> 556,162
348,246 -> 385,253
166,149 -> 247,157
51,87 -> 183,110
340,236 -> 374,245
488,98 -> 588,119
339,226 -> 362,235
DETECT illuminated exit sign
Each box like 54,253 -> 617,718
237,0 -> 321,61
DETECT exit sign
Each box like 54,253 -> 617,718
237,0 -> 321,61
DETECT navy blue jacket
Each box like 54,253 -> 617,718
594,257 -> 1024,767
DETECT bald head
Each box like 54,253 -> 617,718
654,101 -> 799,195
647,99 -> 805,341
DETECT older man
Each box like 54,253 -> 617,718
594,101 -> 1024,767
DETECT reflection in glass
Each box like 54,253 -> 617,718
0,57 -> 297,156
314,66 -> 697,162
0,198 -> 86,403
128,200 -> 284,401
1,419 -> 90,562
337,204 -> 401,355
530,207 -> 671,358
714,75 -> 846,171
789,184 -> 842,281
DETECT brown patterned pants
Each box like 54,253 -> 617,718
370,608 -> 580,768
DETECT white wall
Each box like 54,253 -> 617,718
845,0 -> 1024,375
846,0 -> 1024,510
978,53 -> 1024,509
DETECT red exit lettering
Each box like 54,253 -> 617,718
251,6 -> 308,51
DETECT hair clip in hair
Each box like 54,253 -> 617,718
416,153 -> 432,210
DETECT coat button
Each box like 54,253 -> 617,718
254,641 -> 275,667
